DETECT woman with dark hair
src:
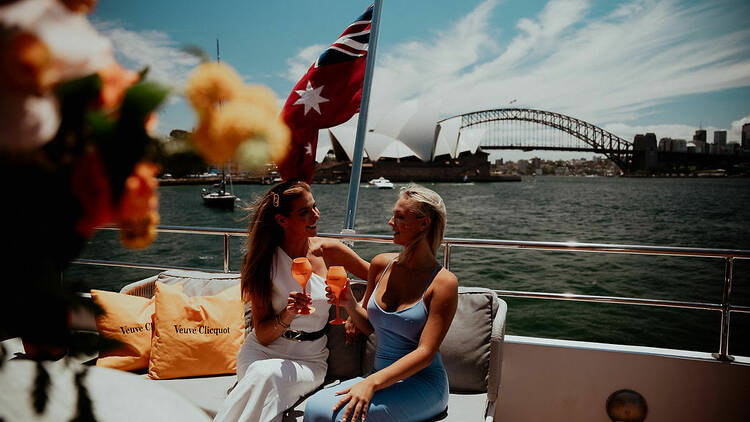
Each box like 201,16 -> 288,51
303,184 -> 458,422
214,180 -> 369,422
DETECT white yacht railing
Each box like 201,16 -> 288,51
72,225 -> 750,361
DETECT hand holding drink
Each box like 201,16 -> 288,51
325,266 -> 347,325
291,257 -> 315,315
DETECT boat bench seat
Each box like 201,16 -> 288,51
118,270 -> 507,421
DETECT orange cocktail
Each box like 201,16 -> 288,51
291,257 -> 315,315
326,266 -> 347,325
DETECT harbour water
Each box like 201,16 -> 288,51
65,176 -> 750,356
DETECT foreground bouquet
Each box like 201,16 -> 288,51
1,0 -> 292,420
0,0 -> 290,364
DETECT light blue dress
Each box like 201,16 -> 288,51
303,258 -> 449,422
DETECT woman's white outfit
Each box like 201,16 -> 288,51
213,248 -> 330,422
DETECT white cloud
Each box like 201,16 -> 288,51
284,0 -> 749,134
284,43 -> 327,83
93,19 -> 200,88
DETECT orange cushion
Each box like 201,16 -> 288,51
148,281 -> 245,379
91,290 -> 155,371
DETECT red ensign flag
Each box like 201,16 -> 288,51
278,5 -> 373,182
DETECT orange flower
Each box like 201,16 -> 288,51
185,62 -> 244,113
184,62 -> 291,169
60,0 -> 98,14
119,210 -> 160,250
191,112 -> 234,164
0,31 -> 60,95
145,112 -> 158,136
116,161 -> 160,249
98,61 -> 139,109
266,118 -> 292,162
71,150 -> 115,238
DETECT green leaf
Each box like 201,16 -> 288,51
181,45 -> 211,63
56,74 -> 101,105
120,81 -> 170,124
138,66 -> 150,80
84,111 -> 115,138
54,74 -> 102,138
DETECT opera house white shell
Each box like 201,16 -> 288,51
319,102 -> 482,163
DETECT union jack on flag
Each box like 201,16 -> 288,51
315,6 -> 372,67
278,5 -> 374,183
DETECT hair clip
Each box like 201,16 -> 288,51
272,193 -> 280,207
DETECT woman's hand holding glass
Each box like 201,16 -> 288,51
325,266 -> 348,325
285,291 -> 312,317
291,257 -> 315,315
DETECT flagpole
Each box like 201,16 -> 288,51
343,0 -> 383,232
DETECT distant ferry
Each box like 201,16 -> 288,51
368,177 -> 394,189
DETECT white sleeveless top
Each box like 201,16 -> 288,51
245,247 -> 331,361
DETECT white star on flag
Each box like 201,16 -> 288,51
293,81 -> 329,115
304,142 -> 313,156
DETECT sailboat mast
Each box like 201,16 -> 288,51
215,38 -> 233,192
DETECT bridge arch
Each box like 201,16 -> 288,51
442,108 -> 633,170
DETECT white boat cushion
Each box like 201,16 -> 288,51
150,374 -> 237,418
155,270 -> 241,297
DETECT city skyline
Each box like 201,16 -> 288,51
92,0 -> 750,161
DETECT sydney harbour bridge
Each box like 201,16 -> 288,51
447,108 -> 633,171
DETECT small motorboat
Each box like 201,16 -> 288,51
201,173 -> 237,209
368,176 -> 394,189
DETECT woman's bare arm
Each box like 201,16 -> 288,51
316,238 -> 370,280
250,291 -> 310,346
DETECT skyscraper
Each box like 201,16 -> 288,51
743,123 -> 750,150
693,129 -> 707,153
713,130 -> 727,146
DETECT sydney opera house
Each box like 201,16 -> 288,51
313,101 -> 519,183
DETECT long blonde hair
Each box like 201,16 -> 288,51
399,183 -> 447,260
241,181 -> 310,319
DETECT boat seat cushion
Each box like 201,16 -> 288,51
154,270 -> 241,297
90,290 -> 155,371
151,374 -> 237,418
148,282 -> 245,379
324,282 -> 368,381
439,287 -> 498,393
121,270 -> 252,336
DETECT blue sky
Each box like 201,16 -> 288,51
92,0 -> 750,160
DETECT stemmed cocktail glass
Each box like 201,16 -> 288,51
326,266 -> 347,325
291,257 -> 315,315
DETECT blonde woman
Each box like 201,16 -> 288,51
304,184 -> 458,422
214,181 -> 369,422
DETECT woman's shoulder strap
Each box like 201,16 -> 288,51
421,264 -> 443,297
374,254 -> 397,287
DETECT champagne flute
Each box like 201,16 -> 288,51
291,257 -> 315,315
326,266 -> 347,325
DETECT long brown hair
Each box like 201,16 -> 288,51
241,180 -> 310,319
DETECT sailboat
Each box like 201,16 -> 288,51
200,172 -> 236,209
199,39 -> 237,210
